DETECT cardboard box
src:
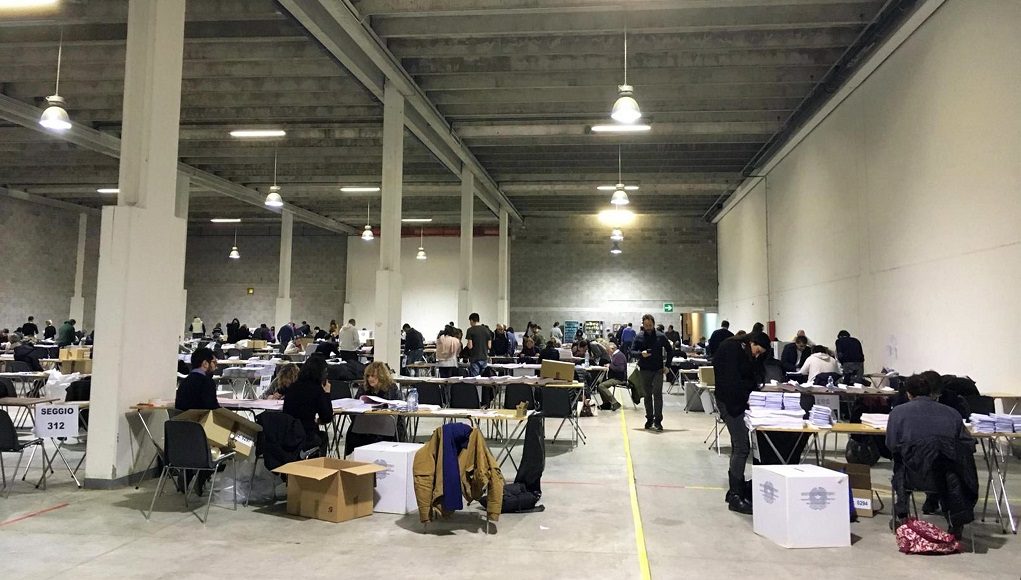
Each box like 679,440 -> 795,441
540,359 -> 575,381
59,347 -> 90,361
823,460 -> 875,517
697,366 -> 716,386
351,442 -> 423,514
250,339 -> 268,349
173,408 -> 262,458
296,337 -> 314,350
752,464 -> 850,548
60,359 -> 92,374
273,458 -> 385,523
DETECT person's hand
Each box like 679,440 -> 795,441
661,367 -> 669,376
641,350 -> 651,358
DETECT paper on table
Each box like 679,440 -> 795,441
361,395 -> 405,406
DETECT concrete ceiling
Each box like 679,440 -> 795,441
0,0 -> 897,228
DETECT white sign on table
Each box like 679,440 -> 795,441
34,404 -> 79,438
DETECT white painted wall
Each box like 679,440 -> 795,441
346,235 -> 499,337
717,179 -> 769,331
718,1 -> 1021,394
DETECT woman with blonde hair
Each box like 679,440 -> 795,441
344,362 -> 405,456
262,363 -> 299,399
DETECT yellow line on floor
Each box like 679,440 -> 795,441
620,411 -> 652,580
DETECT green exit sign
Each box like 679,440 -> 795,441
663,303 -> 674,313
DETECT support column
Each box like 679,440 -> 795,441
69,213 -> 87,323
275,210 -> 293,330
86,0 -> 187,487
457,168 -> 474,326
497,208 -> 510,325
374,80 -> 404,370
176,173 -> 190,342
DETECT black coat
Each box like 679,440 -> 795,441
707,327 -> 734,357
256,411 -> 307,471
282,378 -> 333,445
13,344 -> 44,372
835,336 -> 865,364
43,325 -> 57,340
780,343 -> 810,373
175,371 -> 220,411
895,436 -> 978,525
712,339 -> 760,417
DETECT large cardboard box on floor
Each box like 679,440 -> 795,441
351,441 -> 423,514
823,459 -> 876,517
540,359 -> 575,382
273,458 -> 385,523
753,464 -> 850,548
173,408 -> 261,458
59,347 -> 90,361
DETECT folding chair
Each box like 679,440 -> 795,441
0,409 -> 48,497
541,386 -> 586,446
146,420 -> 236,523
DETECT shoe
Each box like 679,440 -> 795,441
599,404 -> 612,411
890,514 -> 909,531
949,524 -> 964,541
611,402 -> 621,411
728,495 -> 753,515
644,421 -> 653,430
921,496 -> 940,515
654,423 -> 663,432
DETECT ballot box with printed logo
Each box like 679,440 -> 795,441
351,442 -> 423,514
753,464 -> 850,548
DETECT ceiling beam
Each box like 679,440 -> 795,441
354,0 -> 879,16
0,186 -> 101,216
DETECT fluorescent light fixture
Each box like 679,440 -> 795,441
340,186 -> 381,193
597,185 -> 639,191
591,124 -> 651,133
0,0 -> 59,7
210,218 -> 241,223
598,208 -> 636,227
229,129 -> 286,138
401,218 -> 432,223
96,188 -> 119,194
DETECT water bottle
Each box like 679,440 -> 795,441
826,376 -> 835,390
407,388 -> 418,412
584,351 -> 590,367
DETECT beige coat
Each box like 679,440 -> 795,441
413,425 -> 504,523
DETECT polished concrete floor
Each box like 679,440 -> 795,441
2,392 -> 1019,579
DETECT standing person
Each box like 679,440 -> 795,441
665,325 -> 681,346
435,326 -> 462,378
338,318 -> 361,362
43,320 -> 56,340
282,356 -> 333,456
20,316 -> 38,338
505,326 -> 518,356
492,324 -> 510,357
328,319 -> 340,339
277,321 -> 296,347
402,323 -> 425,364
713,332 -> 770,514
550,321 -> 564,345
464,313 -> 492,376
226,318 -> 241,343
298,321 -> 312,337
835,330 -> 865,382
620,323 -> 637,360
190,315 -> 205,339
706,320 -> 734,357
595,342 -> 626,411
56,319 -> 77,347
631,314 -> 674,431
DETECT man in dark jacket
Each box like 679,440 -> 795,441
887,373 -> 977,538
10,333 -> 44,372
631,314 -> 674,432
402,323 -> 425,364
780,335 -> 811,373
277,322 -> 296,346
56,320 -> 76,347
706,321 -> 734,358
835,330 -> 865,382
20,316 -> 39,338
713,332 -> 770,514
175,348 -> 220,411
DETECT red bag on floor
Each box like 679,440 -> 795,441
895,518 -> 960,554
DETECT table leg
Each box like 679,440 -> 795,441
495,419 -> 527,470
989,438 -> 1017,534
132,409 -> 162,489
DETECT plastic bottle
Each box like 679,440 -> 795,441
584,351 -> 590,367
407,387 -> 418,412
826,376 -> 835,389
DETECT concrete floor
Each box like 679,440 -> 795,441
2,393 -> 1019,579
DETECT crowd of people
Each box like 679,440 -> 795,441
1,316 -> 94,372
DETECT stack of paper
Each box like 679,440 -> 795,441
991,414 -> 1020,433
744,408 -> 806,428
782,393 -> 802,411
969,414 -> 995,433
861,413 -> 889,429
748,392 -> 783,410
809,405 -> 833,427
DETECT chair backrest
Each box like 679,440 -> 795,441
813,372 -> 841,386
697,366 -> 715,386
9,361 -> 32,373
540,387 -> 574,418
448,383 -> 480,409
503,384 -> 535,410
0,378 -> 16,398
964,395 -> 995,416
328,380 -> 353,400
65,378 -> 91,402
762,360 -> 785,384
416,383 -> 445,407
164,420 -> 214,469
0,409 -> 19,451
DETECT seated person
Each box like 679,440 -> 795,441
9,333 -> 44,372
262,363 -> 299,399
345,362 -> 404,457
517,337 -> 539,362
780,335 -> 811,373
283,339 -> 302,355
236,324 -> 252,341
594,342 -> 626,411
282,356 -> 333,456
538,339 -> 560,362
797,344 -> 841,384
886,373 -> 978,539
313,326 -> 329,341
175,347 -> 220,411
314,340 -> 340,358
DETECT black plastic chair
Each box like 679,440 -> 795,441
0,409 -> 46,498
449,383 -> 481,409
146,420 -> 236,523
0,378 -> 16,398
8,361 -> 32,374
503,384 -> 535,411
541,387 -> 586,446
416,383 -> 445,407
328,380 -> 353,400
965,395 -> 995,416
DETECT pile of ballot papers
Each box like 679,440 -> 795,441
748,392 -> 783,410
860,413 -> 889,429
970,413 -> 1020,433
969,414 -> 995,433
809,405 -> 833,427
744,408 -> 806,429
782,392 -> 802,411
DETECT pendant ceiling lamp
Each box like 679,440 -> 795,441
610,146 -> 630,206
610,27 -> 641,125
264,151 -> 284,207
610,240 -> 623,255
610,228 -> 624,242
228,228 -> 241,259
416,228 -> 427,260
39,29 -> 71,131
361,201 -> 374,241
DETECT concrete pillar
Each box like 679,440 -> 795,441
457,168 -> 474,326
86,0 -> 187,487
374,80 -> 404,370
69,213 -> 87,323
176,174 -> 190,342
497,207 -> 510,324
275,210 -> 293,330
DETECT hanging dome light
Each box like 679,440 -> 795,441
610,228 -> 624,241
362,201 -> 374,240
264,152 -> 284,207
416,247 -> 427,260
610,186 -> 630,206
39,31 -> 71,131
611,85 -> 642,124
228,228 -> 241,259
416,227 -> 427,260
610,241 -> 623,255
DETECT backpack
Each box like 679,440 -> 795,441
845,436 -> 882,466
495,482 -> 544,513
895,518 -> 960,555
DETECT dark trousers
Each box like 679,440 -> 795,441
892,462 -> 976,526
437,366 -> 458,378
720,404 -> 751,480
641,369 -> 664,423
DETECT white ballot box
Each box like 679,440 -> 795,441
351,442 -> 423,514
752,464 -> 850,548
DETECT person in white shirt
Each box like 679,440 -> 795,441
434,326 -> 462,378
338,318 -> 361,362
798,344 -> 841,383
550,321 -> 564,345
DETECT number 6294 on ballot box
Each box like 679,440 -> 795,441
34,404 -> 80,438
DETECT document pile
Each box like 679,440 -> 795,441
782,393 -> 802,411
809,405 -> 833,427
748,392 -> 783,410
860,413 -> 889,429
745,408 -> 806,429
969,414 -> 995,433
970,414 -> 1020,433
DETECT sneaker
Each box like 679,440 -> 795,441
654,423 -> 663,432
644,420 -> 653,430
598,403 -> 612,411
611,402 -> 622,411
